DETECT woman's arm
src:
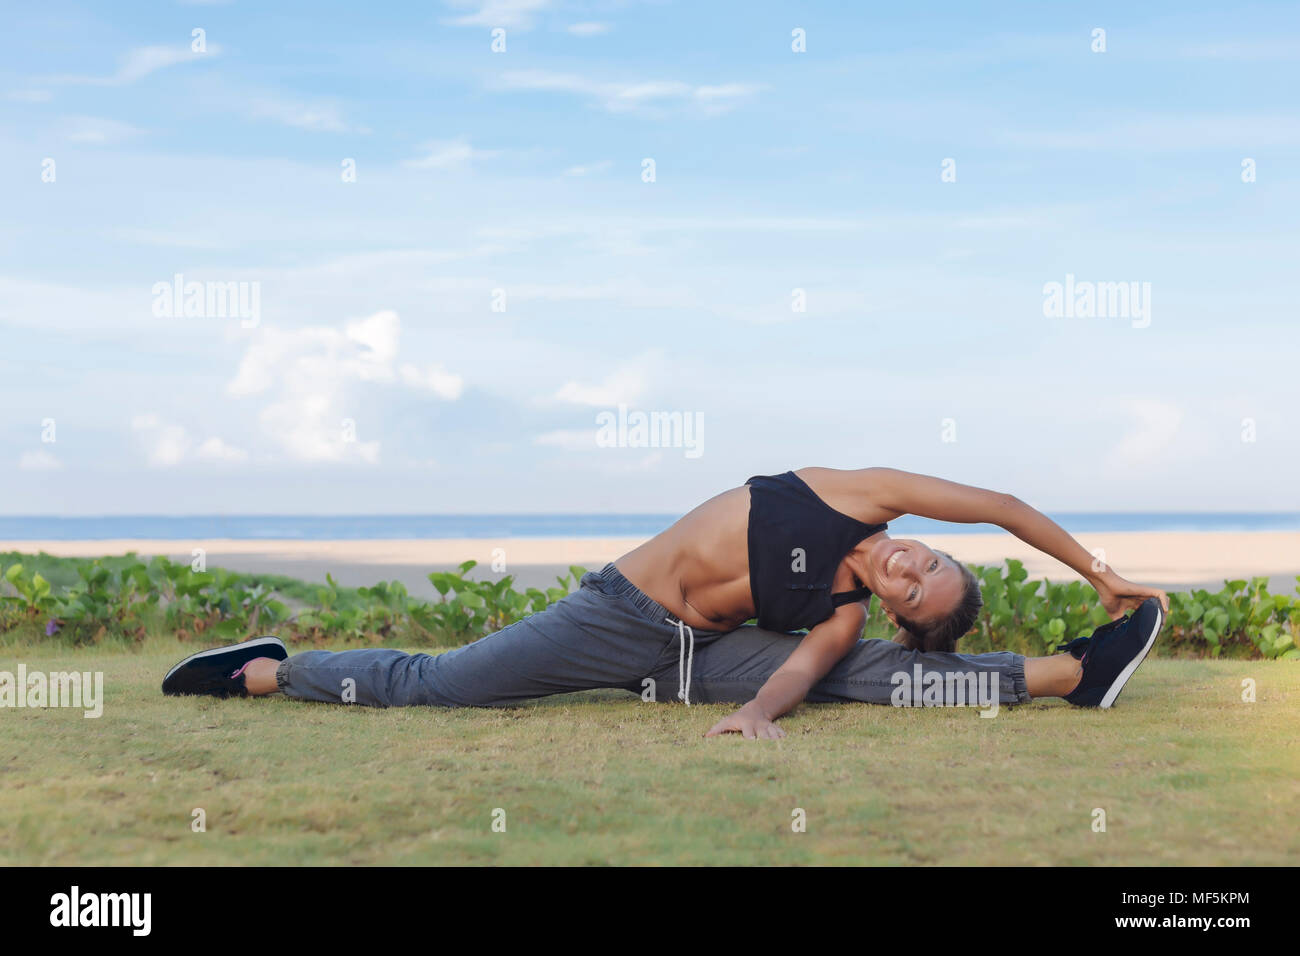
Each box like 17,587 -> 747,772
866,468 -> 1169,617
704,603 -> 865,739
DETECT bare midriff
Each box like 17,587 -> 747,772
614,485 -> 756,631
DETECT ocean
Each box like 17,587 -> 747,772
0,513 -> 1297,540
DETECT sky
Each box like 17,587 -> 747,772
1,0 -> 1298,516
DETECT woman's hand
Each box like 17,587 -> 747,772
705,701 -> 786,739
1093,570 -> 1169,619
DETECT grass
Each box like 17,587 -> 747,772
2,636 -> 1297,866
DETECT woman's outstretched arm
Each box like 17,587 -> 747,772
704,601 -> 866,739
863,468 -> 1169,618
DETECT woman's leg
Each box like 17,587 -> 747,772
244,567 -> 699,708
1023,654 -> 1083,697
649,625 -> 1072,707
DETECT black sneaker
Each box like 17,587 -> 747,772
1055,635 -> 1092,659
1054,611 -> 1132,659
1062,598 -> 1163,708
161,635 -> 288,698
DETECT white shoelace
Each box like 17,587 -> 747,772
666,616 -> 695,706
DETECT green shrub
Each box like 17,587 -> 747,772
1,551 -> 1297,659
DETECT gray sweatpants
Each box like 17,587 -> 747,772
276,564 -> 1031,708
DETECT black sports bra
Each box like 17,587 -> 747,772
745,471 -> 888,633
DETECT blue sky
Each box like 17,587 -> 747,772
1,0 -> 1298,516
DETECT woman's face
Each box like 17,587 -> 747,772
858,537 -> 964,627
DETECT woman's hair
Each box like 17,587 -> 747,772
891,551 -> 983,653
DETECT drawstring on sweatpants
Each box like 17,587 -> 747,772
666,616 -> 695,706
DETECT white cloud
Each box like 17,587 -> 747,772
1002,114 -> 1300,151
18,450 -> 62,471
226,310 -> 462,464
403,138 -> 500,170
399,364 -> 464,399
694,83 -> 757,101
131,415 -> 193,467
131,414 -> 247,467
117,46 -> 207,84
6,89 -> 52,102
45,44 -> 218,87
1105,400 -> 1185,471
563,160 -> 612,177
602,79 -> 692,109
552,365 -> 647,406
693,83 -> 764,115
195,437 -> 250,463
346,310 -> 401,370
443,0 -> 551,29
62,116 -> 142,144
567,22 -> 610,37
249,97 -> 355,133
494,70 -> 762,114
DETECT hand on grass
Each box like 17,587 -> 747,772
1093,570 -> 1169,619
705,702 -> 785,739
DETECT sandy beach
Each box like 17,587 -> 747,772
3,532 -> 1297,598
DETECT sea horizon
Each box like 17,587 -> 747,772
1,513 -> 1298,541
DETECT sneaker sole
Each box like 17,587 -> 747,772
161,635 -> 288,686
1098,604 -> 1163,709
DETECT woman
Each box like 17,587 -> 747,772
162,467 -> 1170,736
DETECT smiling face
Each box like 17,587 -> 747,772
850,536 -> 966,629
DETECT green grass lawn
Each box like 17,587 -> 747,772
3,638 -> 1296,865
